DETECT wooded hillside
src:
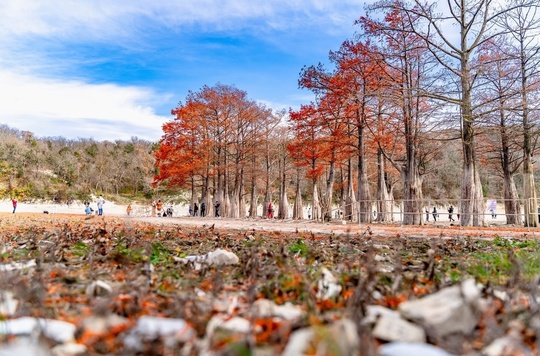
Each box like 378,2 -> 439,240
0,125 -> 155,202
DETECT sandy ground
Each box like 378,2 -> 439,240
1,199 -> 538,240
131,215 -> 540,240
1,199 -> 130,216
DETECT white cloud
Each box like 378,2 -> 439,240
0,70 -> 170,141
0,0 -> 369,141
0,0 -> 364,40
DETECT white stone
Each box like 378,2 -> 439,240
80,314 -> 128,335
398,283 -> 477,336
282,327 -> 313,356
52,342 -> 88,356
483,335 -> 532,356
461,278 -> 482,304
282,319 -> 359,356
206,315 -> 251,338
0,339 -> 51,356
362,305 -> 401,325
123,316 -> 195,351
205,249 -> 240,265
175,248 -> 239,270
378,342 -> 454,356
372,314 -> 426,343
85,280 -> 113,297
251,299 -> 304,321
0,317 -> 76,343
0,291 -> 18,317
0,260 -> 36,271
317,267 -> 342,300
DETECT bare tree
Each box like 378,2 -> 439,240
499,0 -> 540,226
373,0 -> 522,226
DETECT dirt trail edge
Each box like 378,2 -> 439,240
129,216 -> 539,240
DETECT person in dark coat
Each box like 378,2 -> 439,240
214,201 -> 220,217
200,202 -> 206,217
448,205 -> 455,221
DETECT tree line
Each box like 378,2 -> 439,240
0,125 -> 156,202
154,0 -> 540,226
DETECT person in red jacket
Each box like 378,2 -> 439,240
267,202 -> 274,219
12,198 -> 17,213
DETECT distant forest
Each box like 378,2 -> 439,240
0,125 -> 156,203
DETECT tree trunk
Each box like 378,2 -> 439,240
322,160 -> 336,221
521,52 -> 537,227
278,157 -> 289,219
503,172 -> 521,225
311,180 -> 321,221
249,171 -> 258,218
376,148 -> 392,222
357,124 -> 371,223
292,167 -> 303,219
345,159 -> 357,221
523,158 -> 537,227
459,56 -> 484,226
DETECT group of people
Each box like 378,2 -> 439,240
149,199 -> 174,217
189,201 -> 221,217
84,195 -> 105,216
425,205 -> 456,222
187,201 -> 275,219
189,202 -> 207,217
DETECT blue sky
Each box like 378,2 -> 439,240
0,1 -> 370,141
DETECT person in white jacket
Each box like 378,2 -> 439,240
97,195 -> 105,216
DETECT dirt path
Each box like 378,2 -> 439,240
128,216 -> 540,239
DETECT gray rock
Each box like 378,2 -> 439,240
51,342 -> 88,356
282,318 -> 359,356
0,291 -> 18,317
79,314 -> 128,335
0,338 -> 52,356
123,316 -> 195,351
482,335 -> 533,356
316,267 -> 342,300
372,314 -> 426,343
362,305 -> 401,326
251,298 -> 304,321
398,280 -> 481,336
175,248 -> 239,270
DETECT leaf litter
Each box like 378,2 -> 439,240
0,213 -> 539,355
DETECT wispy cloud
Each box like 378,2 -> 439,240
0,70 -> 170,141
0,1 -> 364,40
0,0 -> 369,141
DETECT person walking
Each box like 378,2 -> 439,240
156,199 -> 163,216
151,201 -> 157,217
432,206 -> 438,222
200,202 -> 206,217
214,201 -> 220,217
126,204 -> 132,216
425,207 -> 429,222
11,198 -> 17,213
267,202 -> 274,219
97,195 -> 105,216
448,205 -> 455,221
193,203 -> 199,217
